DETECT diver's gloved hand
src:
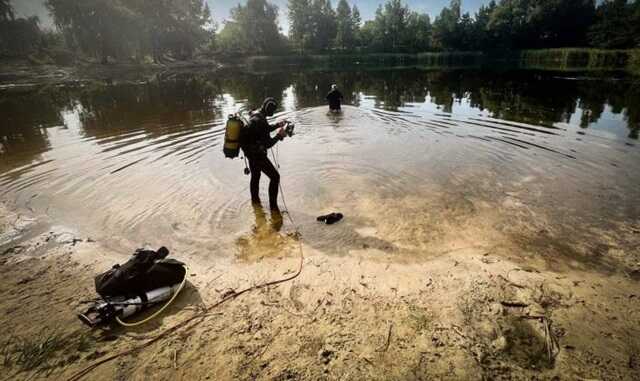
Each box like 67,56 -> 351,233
277,127 -> 287,140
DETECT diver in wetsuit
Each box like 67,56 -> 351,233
241,98 -> 289,211
326,84 -> 343,112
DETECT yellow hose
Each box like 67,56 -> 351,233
115,265 -> 188,327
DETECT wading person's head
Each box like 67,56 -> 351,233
261,97 -> 278,117
331,84 -> 337,91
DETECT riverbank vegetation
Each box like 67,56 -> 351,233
0,0 -> 639,68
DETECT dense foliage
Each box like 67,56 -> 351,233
45,0 -> 213,62
1,0 -> 639,62
217,0 -> 286,55
0,0 -> 62,58
287,0 -> 640,53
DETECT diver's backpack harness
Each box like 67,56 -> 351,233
79,247 -> 187,328
223,114 -> 246,159
224,112 -> 295,176
223,113 -> 253,175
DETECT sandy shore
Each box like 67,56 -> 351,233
1,200 -> 639,381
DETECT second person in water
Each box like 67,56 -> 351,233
326,84 -> 343,112
241,97 -> 289,211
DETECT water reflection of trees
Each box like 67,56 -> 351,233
350,69 -> 639,138
290,71 -> 361,109
1,69 -> 638,175
0,87 -> 73,166
76,76 -> 224,140
218,70 -> 289,111
220,68 -> 639,140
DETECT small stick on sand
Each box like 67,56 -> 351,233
377,322 -> 393,352
500,301 -> 529,308
519,315 -> 559,363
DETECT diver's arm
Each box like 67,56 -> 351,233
262,119 -> 285,149
265,134 -> 283,149
268,121 -> 282,132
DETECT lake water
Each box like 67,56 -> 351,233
1,68 -> 638,270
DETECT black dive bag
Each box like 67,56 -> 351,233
94,246 -> 186,298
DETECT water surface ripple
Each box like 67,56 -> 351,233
0,69 -> 638,265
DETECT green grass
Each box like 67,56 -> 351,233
235,49 -> 640,73
242,51 -> 484,70
2,330 -> 94,375
5,333 -> 70,371
518,48 -> 636,71
629,49 -> 640,73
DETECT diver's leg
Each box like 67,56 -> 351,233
248,158 -> 262,204
261,158 -> 280,210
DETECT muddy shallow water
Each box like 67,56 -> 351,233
0,68 -> 639,271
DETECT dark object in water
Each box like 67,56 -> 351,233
79,247 -> 186,327
326,85 -> 343,111
317,213 -> 344,225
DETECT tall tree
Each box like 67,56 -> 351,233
288,0 -> 312,53
158,0 -> 211,59
635,0 -> 640,47
486,0 -> 530,50
526,0 -> 595,48
474,1 -> 497,51
334,0 -> 354,50
405,12 -> 431,52
588,0 -> 636,49
351,4 -> 361,49
46,0 -> 139,63
383,0 -> 411,52
309,0 -> 336,52
432,0 -> 461,50
218,0 -> 283,55
46,0 -> 212,62
0,0 -> 14,22
457,12 -> 475,50
358,19 -> 379,51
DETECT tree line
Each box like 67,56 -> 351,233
1,0 -> 214,63
218,0 -> 640,55
1,0 -> 639,63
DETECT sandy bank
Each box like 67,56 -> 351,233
0,201 -> 639,380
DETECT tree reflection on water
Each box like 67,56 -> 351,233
1,68 -> 638,170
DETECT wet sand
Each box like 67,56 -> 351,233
1,198 -> 639,381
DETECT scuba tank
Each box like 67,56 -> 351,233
223,114 -> 245,158
78,283 -> 183,327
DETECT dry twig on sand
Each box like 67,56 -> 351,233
519,315 -> 560,363
376,322 -> 393,352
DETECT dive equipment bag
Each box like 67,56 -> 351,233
94,246 -> 185,298
78,247 -> 187,327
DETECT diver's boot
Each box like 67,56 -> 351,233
317,212 -> 343,225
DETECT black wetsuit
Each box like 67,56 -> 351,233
326,89 -> 343,111
241,112 -> 283,209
